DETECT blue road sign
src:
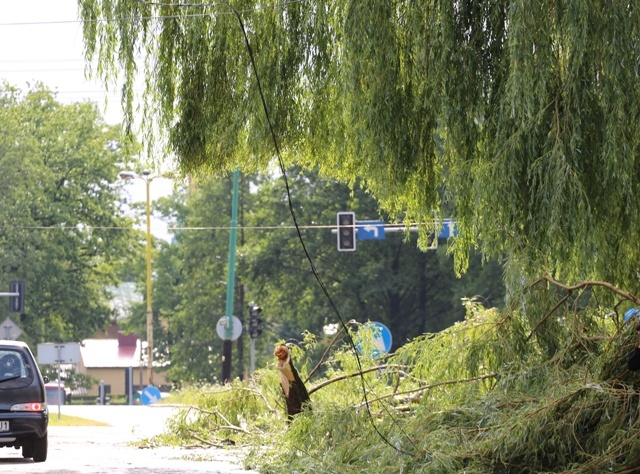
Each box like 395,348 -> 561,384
140,385 -> 161,405
438,218 -> 458,239
357,221 -> 385,240
356,322 -> 393,358
625,308 -> 640,323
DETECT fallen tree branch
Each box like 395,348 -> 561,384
308,364 -> 411,396
185,405 -> 254,434
234,385 -> 277,413
528,276 -> 640,341
355,372 -> 499,408
197,383 -> 277,413
186,430 -> 220,447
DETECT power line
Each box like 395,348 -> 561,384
1,67 -> 85,73
0,58 -> 86,64
0,0 -> 306,27
0,223 -> 422,232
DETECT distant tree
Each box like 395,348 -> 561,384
119,188 -> 191,375
0,83 -> 139,343
153,178 -> 245,384
149,169 -> 504,384
241,168 -> 504,352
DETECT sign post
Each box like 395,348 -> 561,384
222,170 -> 240,383
37,343 -> 81,419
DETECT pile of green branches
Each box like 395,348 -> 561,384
156,285 -> 640,473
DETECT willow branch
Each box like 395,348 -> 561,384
234,385 -> 277,413
185,406 -> 254,434
527,275 -> 640,341
532,275 -> 640,305
355,372 -> 499,408
186,430 -> 219,447
308,364 -> 409,396
305,319 -> 358,383
526,291 -> 571,342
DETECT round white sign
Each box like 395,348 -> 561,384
216,316 -> 243,341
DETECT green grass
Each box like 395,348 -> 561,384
48,414 -> 109,427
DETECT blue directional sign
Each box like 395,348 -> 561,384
356,322 -> 393,358
438,218 -> 458,239
357,221 -> 385,240
140,385 -> 161,405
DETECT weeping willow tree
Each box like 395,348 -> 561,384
77,3 -> 640,471
78,1 -> 640,291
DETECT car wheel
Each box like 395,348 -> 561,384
31,433 -> 47,463
22,443 -> 33,459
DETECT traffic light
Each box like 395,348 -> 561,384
249,304 -> 263,339
337,212 -> 356,251
9,281 -> 25,313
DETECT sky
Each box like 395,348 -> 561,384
0,0 -> 123,123
0,0 -> 174,239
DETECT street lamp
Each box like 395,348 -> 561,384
118,169 -> 155,386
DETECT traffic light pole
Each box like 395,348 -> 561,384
250,338 -> 256,373
248,303 -> 262,373
222,170 -> 240,383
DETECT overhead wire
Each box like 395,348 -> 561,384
124,0 -> 421,456
0,0 -> 305,27
224,2 -> 418,457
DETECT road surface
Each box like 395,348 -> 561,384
0,404 -> 259,474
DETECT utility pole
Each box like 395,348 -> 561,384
118,170 -> 159,386
222,170 -> 240,383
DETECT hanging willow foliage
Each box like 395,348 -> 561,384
78,1 -> 640,286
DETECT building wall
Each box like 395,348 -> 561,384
84,367 -> 168,397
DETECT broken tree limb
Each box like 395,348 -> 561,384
274,344 -> 311,419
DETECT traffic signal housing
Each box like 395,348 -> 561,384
249,304 -> 263,339
337,212 -> 356,251
9,281 -> 25,313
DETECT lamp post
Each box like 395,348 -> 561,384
118,169 -> 155,386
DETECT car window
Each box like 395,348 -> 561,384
0,350 -> 32,385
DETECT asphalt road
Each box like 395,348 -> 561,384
0,404 -> 259,474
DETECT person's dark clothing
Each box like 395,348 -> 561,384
629,346 -> 640,371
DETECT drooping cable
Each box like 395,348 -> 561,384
226,3 -> 417,456
120,0 -> 418,456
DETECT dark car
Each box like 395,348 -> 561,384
0,341 -> 48,462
